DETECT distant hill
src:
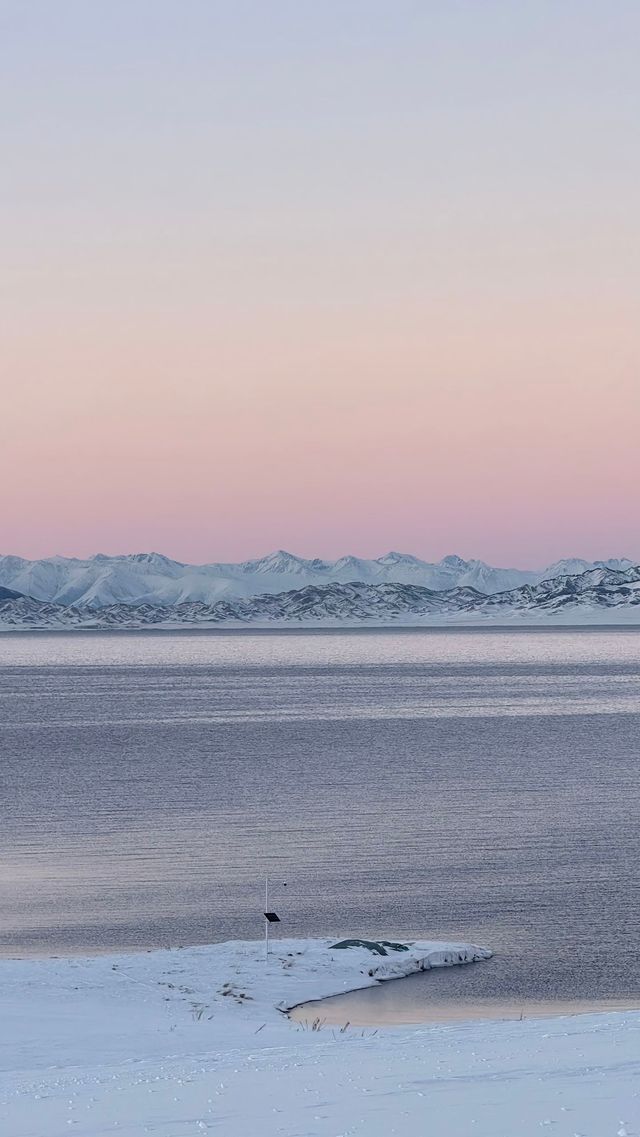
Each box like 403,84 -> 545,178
0,549 -> 635,611
0,585 -> 25,602
1,563 -> 639,630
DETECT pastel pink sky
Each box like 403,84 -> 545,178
2,3 -> 639,567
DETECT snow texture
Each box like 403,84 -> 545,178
2,937 -> 639,1137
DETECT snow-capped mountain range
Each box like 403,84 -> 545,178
0,550 -> 635,610
0,552 -> 639,629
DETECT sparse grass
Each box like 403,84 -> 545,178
295,1015 -> 327,1032
294,1015 -> 379,1039
219,981 -> 253,1005
190,1002 -> 215,1021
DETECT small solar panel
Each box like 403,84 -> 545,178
264,912 -> 280,923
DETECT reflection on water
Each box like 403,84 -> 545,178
289,958 -> 640,1027
0,627 -> 639,1012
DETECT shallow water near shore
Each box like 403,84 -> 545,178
289,957 -> 640,1027
1,626 -> 639,1012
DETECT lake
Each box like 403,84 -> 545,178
0,627 -> 639,1009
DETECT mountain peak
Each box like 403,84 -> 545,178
377,551 -> 423,566
243,550 -> 309,574
439,554 -> 469,569
127,552 -> 184,568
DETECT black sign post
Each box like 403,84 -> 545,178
264,878 -> 285,959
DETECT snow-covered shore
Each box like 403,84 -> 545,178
2,938 -> 639,1136
0,937 -> 492,1061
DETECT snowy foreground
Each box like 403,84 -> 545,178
2,937 -> 640,1137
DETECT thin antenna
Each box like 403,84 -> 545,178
265,876 -> 269,960
263,878 -> 282,961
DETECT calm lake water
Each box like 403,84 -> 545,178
1,628 -> 639,1010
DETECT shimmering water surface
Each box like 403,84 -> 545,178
1,628 -> 639,1011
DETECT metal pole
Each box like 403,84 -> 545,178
265,876 -> 269,960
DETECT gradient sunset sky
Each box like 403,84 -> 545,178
3,1 -> 639,566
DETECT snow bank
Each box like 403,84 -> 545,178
0,936 -> 492,1067
256,936 -> 491,1013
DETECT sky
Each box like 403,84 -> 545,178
2,1 -> 639,567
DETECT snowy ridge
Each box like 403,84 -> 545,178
1,565 -> 640,629
359,942 -> 491,986
0,549 -> 635,610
